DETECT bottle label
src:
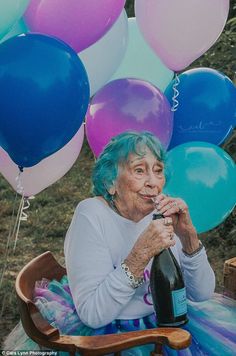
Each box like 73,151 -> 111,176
171,288 -> 187,317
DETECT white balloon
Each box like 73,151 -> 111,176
0,126 -> 84,197
79,10 -> 128,96
111,17 -> 174,92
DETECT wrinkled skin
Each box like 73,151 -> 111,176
105,148 -> 200,278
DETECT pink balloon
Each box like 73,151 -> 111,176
24,0 -> 126,53
86,79 -> 173,157
0,126 -> 84,197
135,0 -> 229,71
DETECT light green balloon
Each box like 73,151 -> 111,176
111,17 -> 174,92
0,19 -> 28,44
0,0 -> 29,39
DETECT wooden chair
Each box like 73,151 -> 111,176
15,251 -> 191,356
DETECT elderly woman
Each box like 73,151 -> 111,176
5,131 -> 236,355
64,130 -> 215,331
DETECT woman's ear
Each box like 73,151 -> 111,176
108,186 -> 116,195
108,181 -> 116,195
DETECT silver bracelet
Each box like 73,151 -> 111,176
121,262 -> 144,289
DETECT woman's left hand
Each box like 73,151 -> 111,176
154,194 -> 200,254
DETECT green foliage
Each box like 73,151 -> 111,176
191,19 -> 236,82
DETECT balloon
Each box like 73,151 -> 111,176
0,33 -> 90,168
111,17 -> 174,92
79,10 -> 128,97
0,126 -> 84,197
135,0 -> 229,71
0,0 -> 29,39
24,0 -> 126,53
86,78 -> 173,157
165,68 -> 236,149
164,142 -> 236,233
0,19 -> 28,44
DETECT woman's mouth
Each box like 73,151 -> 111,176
140,195 -> 157,201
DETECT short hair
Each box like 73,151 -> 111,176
92,131 -> 166,202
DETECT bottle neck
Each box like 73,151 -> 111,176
152,213 -> 164,220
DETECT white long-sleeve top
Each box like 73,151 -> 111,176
64,198 -> 215,329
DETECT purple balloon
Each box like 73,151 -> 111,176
24,0 -> 126,53
86,78 -> 173,156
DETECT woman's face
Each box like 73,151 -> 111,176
113,148 -> 165,222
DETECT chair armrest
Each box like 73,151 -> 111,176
55,328 -> 191,355
21,300 -> 191,355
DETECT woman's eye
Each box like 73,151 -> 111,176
135,168 -> 144,174
154,168 -> 163,175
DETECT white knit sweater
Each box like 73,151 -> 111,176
64,198 -> 215,328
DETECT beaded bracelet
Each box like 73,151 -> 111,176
121,262 -> 144,289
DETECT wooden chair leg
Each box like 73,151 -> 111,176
150,343 -> 163,356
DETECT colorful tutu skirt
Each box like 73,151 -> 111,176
4,276 -> 236,355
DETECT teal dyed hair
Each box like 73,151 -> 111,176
92,131 -> 166,202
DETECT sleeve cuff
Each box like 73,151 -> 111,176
180,243 -> 208,266
110,264 -> 138,294
182,241 -> 204,258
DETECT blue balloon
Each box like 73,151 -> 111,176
164,142 -> 236,233
165,68 -> 236,149
0,33 -> 90,167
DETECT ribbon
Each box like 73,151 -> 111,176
171,73 -> 180,112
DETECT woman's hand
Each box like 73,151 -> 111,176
154,194 -> 200,254
124,217 -> 175,278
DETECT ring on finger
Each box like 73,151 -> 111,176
178,206 -> 184,213
164,217 -> 172,226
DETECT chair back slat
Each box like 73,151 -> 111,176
15,251 -> 65,342
16,251 -> 66,301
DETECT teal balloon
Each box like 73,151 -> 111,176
164,142 -> 236,233
111,17 -> 174,92
0,0 -> 29,39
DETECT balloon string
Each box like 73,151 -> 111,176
16,170 -> 24,195
0,191 -> 18,290
0,170 -> 33,290
0,169 -> 33,316
171,73 -> 180,112
0,194 -> 32,316
10,170 -> 25,251
13,196 -> 32,252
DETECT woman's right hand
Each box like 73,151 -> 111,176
124,217 -> 175,279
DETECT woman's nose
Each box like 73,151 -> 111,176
145,172 -> 158,187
